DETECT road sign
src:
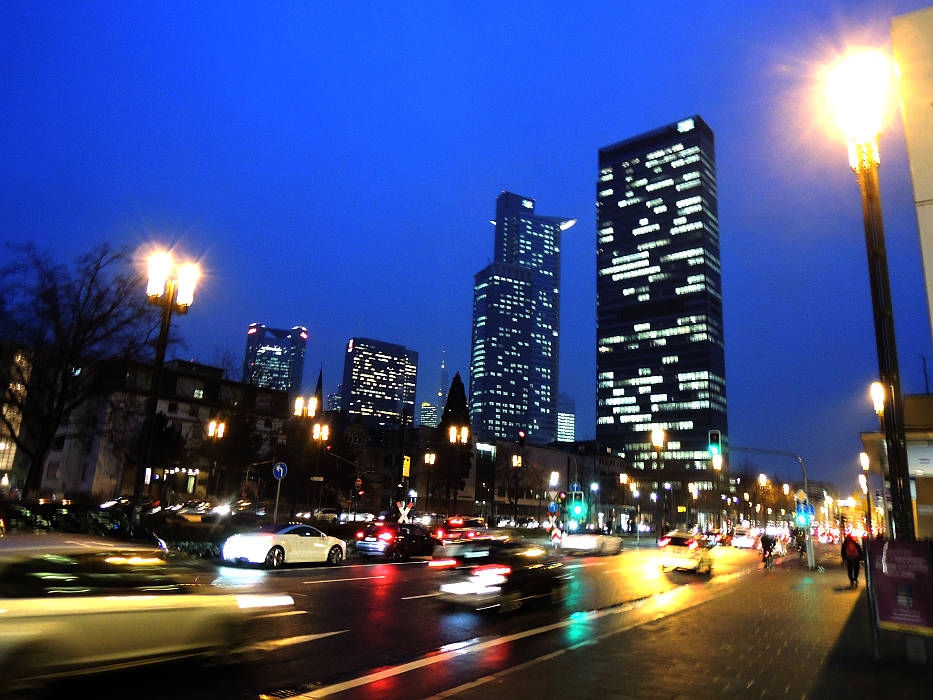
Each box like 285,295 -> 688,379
402,455 -> 411,478
796,490 -> 808,502
548,489 -> 558,501
548,501 -> 558,514
310,476 -> 324,482
273,462 -> 287,480
570,482 -> 580,492
355,477 -> 363,489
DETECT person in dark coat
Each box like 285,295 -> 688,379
841,533 -> 863,587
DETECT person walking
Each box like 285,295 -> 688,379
841,532 -> 863,588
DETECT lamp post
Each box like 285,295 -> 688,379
206,419 -> 225,499
827,51 -> 913,540
446,424 -> 469,515
860,451 -> 873,538
869,382 -> 892,536
651,427 -> 665,533
134,252 -> 198,523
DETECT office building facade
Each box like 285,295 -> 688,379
341,338 -> 418,429
470,191 -> 575,445
596,116 -> 727,493
242,323 -> 308,395
557,393 -> 576,443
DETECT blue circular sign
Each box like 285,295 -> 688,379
548,501 -> 558,514
273,462 -> 287,480
570,482 -> 580,492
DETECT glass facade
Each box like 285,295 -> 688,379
242,323 -> 308,395
341,337 -> 418,429
596,116 -> 727,483
470,191 -> 575,444
557,393 -> 575,443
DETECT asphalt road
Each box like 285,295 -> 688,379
38,539 -> 802,700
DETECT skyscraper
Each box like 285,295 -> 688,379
557,393 -> 576,443
341,338 -> 418,429
242,323 -> 308,395
419,350 -> 449,428
596,116 -> 727,491
470,191 -> 575,444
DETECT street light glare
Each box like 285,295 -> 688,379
870,381 -> 885,415
826,50 -> 891,168
146,252 -> 172,297
176,263 -> 199,307
860,451 -> 870,471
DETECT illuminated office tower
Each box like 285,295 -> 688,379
596,116 -> 727,488
341,338 -> 418,429
242,323 -> 308,395
470,191 -> 576,444
557,393 -> 576,443
419,351 -> 449,428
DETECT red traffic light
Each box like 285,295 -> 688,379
358,489 -> 364,496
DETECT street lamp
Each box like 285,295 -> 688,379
827,51 -> 913,540
294,396 -> 319,418
206,420 -> 225,498
134,251 -> 199,521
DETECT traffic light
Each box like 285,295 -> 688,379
517,430 -> 526,447
570,492 -> 585,518
795,502 -> 811,528
707,430 -> 721,456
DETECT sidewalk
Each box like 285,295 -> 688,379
439,552 -> 933,699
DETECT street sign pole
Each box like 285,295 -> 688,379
272,462 -> 287,522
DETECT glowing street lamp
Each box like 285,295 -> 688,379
827,51 -> 912,540
294,396 -> 319,418
860,452 -> 870,471
134,251 -> 200,522
758,474 -> 768,487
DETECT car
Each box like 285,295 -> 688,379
657,531 -> 713,574
435,516 -> 490,543
340,511 -> 375,523
311,507 -> 339,524
0,534 -> 294,693
221,523 -> 346,568
354,522 -> 440,560
730,528 -> 756,548
436,540 -> 570,612
561,531 -> 624,555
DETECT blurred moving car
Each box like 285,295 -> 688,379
310,507 -> 339,524
561,530 -> 623,555
436,541 -> 569,612
355,522 -> 439,559
730,528 -> 756,549
340,511 -> 375,523
222,523 -> 346,567
0,534 -> 293,693
435,516 -> 489,542
658,531 -> 713,574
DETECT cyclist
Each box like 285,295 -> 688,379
759,531 -> 777,569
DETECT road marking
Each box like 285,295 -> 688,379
247,630 -> 348,652
401,592 -> 442,600
565,561 -> 603,569
302,575 -> 385,584
257,609 -> 310,619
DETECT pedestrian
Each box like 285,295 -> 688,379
841,532 -> 863,587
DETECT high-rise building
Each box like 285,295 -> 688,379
892,7 -> 933,352
557,393 -> 576,443
596,116 -> 727,493
326,389 -> 342,412
470,191 -> 575,444
242,323 -> 308,395
341,338 -> 418,429
419,350 -> 449,428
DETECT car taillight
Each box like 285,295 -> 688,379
658,537 -> 670,547
378,531 -> 394,542
356,531 -> 364,539
449,517 -> 463,526
473,565 -> 511,577
688,540 -> 699,550
435,529 -> 445,539
428,559 -> 458,567
467,531 -> 476,538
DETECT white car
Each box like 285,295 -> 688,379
222,523 -> 346,567
658,531 -> 713,574
0,534 -> 293,692
731,529 -> 756,548
561,531 -> 624,555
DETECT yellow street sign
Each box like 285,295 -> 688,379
402,455 -> 411,477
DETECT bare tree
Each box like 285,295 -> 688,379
0,243 -> 158,496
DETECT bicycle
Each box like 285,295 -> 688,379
764,551 -> 775,570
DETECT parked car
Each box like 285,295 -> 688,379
436,540 -> 569,612
355,522 -> 440,560
222,523 -> 346,568
0,534 -> 294,693
311,508 -> 339,524
657,531 -> 713,575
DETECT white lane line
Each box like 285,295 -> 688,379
302,575 -> 385,584
257,609 -> 310,619
401,592 -> 442,600
247,630 -> 349,652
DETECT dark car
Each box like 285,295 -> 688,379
436,540 -> 569,612
354,522 -> 440,559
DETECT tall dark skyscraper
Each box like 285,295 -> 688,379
242,323 -> 308,395
470,191 -> 576,445
596,116 -> 727,496
341,337 -> 418,429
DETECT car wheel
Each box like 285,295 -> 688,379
498,590 -> 523,613
391,545 -> 407,561
265,545 -> 285,569
0,643 -> 47,697
327,545 -> 343,565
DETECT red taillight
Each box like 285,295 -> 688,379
356,531 -> 364,539
435,529 -> 445,539
378,531 -> 394,542
688,540 -> 698,550
473,565 -> 511,576
449,517 -> 463,526
428,558 -> 458,567
658,537 -> 670,547
467,531 -> 476,538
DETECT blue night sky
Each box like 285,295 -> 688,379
2,1 -> 931,492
